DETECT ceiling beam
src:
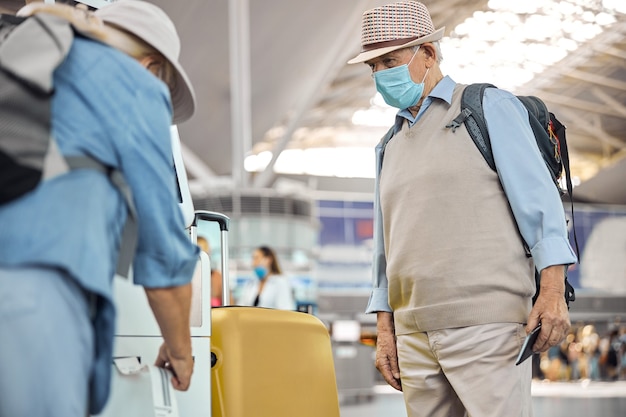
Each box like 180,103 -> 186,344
180,141 -> 217,179
558,108 -> 625,151
252,0 -> 373,188
591,44 -> 626,60
566,69 -> 626,92
540,92 -> 626,118
590,87 -> 626,118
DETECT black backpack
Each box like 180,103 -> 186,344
446,83 -> 577,307
0,12 -> 136,277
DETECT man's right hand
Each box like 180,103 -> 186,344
145,283 -> 194,391
155,342 -> 194,391
375,311 -> 402,391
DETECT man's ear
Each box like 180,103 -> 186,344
421,43 -> 437,65
139,55 -> 164,78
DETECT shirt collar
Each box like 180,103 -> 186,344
395,75 -> 456,130
428,75 -> 456,105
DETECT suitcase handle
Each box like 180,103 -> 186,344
193,210 -> 230,231
193,210 -> 231,306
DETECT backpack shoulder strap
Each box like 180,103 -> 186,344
65,155 -> 138,279
516,95 -> 562,186
516,96 -> 549,130
445,83 -> 497,171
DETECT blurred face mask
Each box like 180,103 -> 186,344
254,266 -> 268,280
373,46 -> 429,109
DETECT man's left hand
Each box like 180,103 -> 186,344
525,265 -> 571,353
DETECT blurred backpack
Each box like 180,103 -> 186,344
446,83 -> 578,307
0,12 -> 136,277
0,12 -> 77,204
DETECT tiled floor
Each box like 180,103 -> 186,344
339,381 -> 626,417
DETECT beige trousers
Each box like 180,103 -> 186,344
396,322 -> 532,417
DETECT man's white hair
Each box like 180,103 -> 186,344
411,41 -> 443,63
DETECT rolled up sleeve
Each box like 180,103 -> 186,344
122,85 -> 199,288
484,88 -> 578,272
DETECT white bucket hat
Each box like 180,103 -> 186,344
95,0 -> 196,123
348,1 -> 445,64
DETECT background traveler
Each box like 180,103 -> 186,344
238,245 -> 296,310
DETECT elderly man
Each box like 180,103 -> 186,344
348,2 -> 577,416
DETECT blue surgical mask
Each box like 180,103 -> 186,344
374,47 -> 429,109
253,266 -> 268,280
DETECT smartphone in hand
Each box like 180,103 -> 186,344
515,324 -> 542,366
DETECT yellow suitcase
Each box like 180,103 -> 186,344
210,306 -> 341,417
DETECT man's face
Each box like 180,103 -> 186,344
365,48 -> 413,74
365,46 -> 425,84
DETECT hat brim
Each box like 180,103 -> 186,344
347,27 -> 445,64
164,52 -> 196,124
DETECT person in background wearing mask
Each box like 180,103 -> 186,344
238,246 -> 296,310
0,2 -> 198,416
348,2 -> 577,417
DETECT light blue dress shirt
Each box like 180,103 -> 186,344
0,37 -> 198,411
366,76 -> 578,313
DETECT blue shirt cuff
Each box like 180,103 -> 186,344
132,251 -> 198,288
531,236 -> 578,272
365,288 -> 392,313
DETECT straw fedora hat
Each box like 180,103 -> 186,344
348,1 -> 445,64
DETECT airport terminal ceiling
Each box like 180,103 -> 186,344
1,0 -> 625,203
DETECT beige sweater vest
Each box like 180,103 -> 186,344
379,84 -> 534,334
